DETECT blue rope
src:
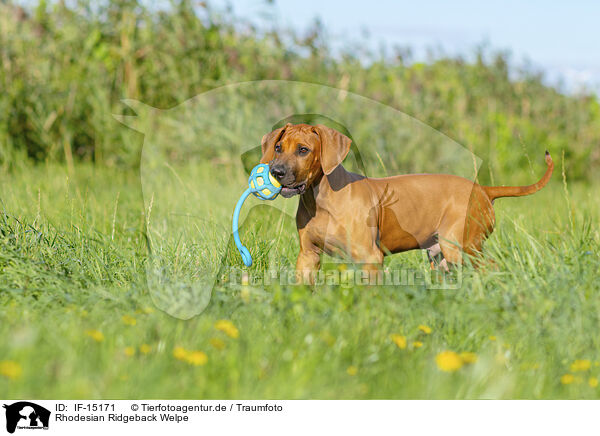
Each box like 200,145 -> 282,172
232,187 -> 253,266
232,163 -> 282,267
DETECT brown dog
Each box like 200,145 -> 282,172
260,123 -> 553,279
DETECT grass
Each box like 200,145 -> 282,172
1,162 -> 599,399
2,0 -> 598,401
2,0 -> 599,183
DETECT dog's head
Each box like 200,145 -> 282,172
260,123 -> 352,197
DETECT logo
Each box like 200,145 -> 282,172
3,402 -> 50,434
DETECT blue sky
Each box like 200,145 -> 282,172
214,0 -> 600,94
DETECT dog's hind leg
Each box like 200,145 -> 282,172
426,239 -> 448,271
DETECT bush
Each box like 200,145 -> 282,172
1,0 -> 598,182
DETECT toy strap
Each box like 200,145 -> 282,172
232,188 -> 253,266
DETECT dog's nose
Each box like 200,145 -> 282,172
270,165 -> 287,182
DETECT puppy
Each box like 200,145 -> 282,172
260,123 -> 553,280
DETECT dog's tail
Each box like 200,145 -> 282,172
483,151 -> 553,201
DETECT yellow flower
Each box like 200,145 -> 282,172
122,315 -> 137,326
173,347 -> 208,366
436,351 -> 463,372
215,320 -> 239,339
418,325 -> 432,334
560,374 -> 575,385
346,365 -> 358,376
85,330 -> 104,342
390,334 -> 407,349
489,336 -> 497,341
412,341 -> 423,348
173,346 -> 188,361
460,352 -> 478,364
124,346 -> 135,357
186,351 -> 208,366
209,338 -> 226,350
570,359 -> 591,372
589,377 -> 598,388
0,361 -> 22,380
139,344 -> 151,354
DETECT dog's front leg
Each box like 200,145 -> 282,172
295,231 -> 321,285
296,249 -> 320,285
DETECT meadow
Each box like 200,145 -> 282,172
1,161 -> 599,399
1,0 -> 599,399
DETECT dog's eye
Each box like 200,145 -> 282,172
298,145 -> 310,155
274,143 -> 282,153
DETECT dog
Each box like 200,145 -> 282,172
259,123 -> 553,281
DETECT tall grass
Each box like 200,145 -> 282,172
1,163 -> 599,398
1,0 -> 599,183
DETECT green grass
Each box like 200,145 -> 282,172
2,0 -> 599,183
2,0 -> 599,400
1,162 -> 599,399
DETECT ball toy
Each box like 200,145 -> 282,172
248,163 -> 282,200
232,163 -> 282,266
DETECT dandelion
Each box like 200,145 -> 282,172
390,334 -> 407,349
209,338 -> 226,350
412,341 -> 423,348
135,307 -> 154,315
122,315 -> 137,326
173,346 -> 208,366
589,377 -> 598,388
570,359 -> 591,372
346,365 -> 358,376
186,351 -> 208,366
436,351 -> 463,372
0,361 -> 22,380
418,325 -> 432,334
139,344 -> 151,354
173,346 -> 188,361
85,330 -> 104,342
489,336 -> 497,341
215,320 -> 239,339
124,347 -> 135,357
460,352 -> 478,364
560,374 -> 575,385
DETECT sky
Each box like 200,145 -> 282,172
213,0 -> 600,94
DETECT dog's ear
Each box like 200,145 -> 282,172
260,123 -> 291,162
313,124 -> 352,175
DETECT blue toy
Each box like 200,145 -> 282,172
232,163 -> 282,266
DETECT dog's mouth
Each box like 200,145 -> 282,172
280,182 -> 306,198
